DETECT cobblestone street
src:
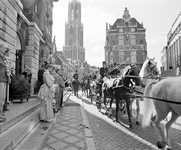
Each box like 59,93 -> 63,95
81,94 -> 181,150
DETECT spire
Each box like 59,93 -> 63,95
123,7 -> 130,21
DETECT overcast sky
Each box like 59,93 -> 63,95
53,0 -> 181,68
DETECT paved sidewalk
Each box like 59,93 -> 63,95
42,94 -> 96,150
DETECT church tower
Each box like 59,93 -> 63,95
63,0 -> 85,66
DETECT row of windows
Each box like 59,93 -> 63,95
168,36 -> 181,69
109,39 -> 144,46
109,51 -> 142,64
66,50 -> 85,61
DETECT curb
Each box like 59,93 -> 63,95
50,91 -> 71,130
79,97 -> 96,150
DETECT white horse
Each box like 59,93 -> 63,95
132,57 -> 159,124
142,77 -> 181,149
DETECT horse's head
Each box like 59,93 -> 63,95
122,64 -> 141,86
147,58 -> 159,76
140,57 -> 159,78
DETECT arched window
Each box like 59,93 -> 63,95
140,39 -> 144,44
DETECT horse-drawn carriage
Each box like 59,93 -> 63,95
92,58 -> 181,149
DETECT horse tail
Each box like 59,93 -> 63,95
142,81 -> 157,128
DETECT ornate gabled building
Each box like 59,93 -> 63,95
63,0 -> 85,67
105,7 -> 147,69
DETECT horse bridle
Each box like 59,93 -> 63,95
147,60 -> 157,78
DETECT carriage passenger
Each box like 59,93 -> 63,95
73,70 -> 79,80
100,61 -> 108,82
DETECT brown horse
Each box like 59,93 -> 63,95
102,64 -> 141,128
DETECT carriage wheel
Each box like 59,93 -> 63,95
119,101 -> 126,111
96,95 -> 101,111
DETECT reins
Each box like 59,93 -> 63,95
128,93 -> 181,105
125,86 -> 181,105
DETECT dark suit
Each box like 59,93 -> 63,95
73,73 -> 79,80
100,67 -> 108,79
38,68 -> 45,86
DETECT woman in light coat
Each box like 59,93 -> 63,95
38,64 -> 57,122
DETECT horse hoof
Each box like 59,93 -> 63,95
136,121 -> 141,125
156,141 -> 166,149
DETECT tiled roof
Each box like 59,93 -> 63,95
110,18 -> 145,31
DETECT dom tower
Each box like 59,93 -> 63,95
63,0 -> 85,68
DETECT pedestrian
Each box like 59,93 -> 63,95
38,64 -> 45,86
0,41 -> 11,122
100,61 -> 108,83
38,63 -> 57,122
10,67 -> 16,80
52,66 -> 60,113
22,65 -> 32,84
56,68 -> 65,108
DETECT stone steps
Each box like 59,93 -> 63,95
0,107 -> 40,150
0,91 -> 71,150
0,98 -> 40,134
14,91 -> 71,150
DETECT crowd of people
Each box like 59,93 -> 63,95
0,40 -> 120,123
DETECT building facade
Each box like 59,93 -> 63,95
161,11 -> 181,76
63,0 -> 85,66
20,0 -> 58,67
160,46 -> 167,72
0,0 -> 58,93
104,8 -> 147,70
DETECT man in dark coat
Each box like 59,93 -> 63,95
73,70 -> 79,80
100,61 -> 108,80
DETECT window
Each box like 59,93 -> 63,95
118,36 -> 124,46
119,52 -> 125,63
118,40 -> 124,46
131,51 -> 137,63
130,39 -> 136,45
140,39 -> 144,44
110,52 -> 113,64
35,5 -> 37,13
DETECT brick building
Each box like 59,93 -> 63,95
105,7 -> 147,70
